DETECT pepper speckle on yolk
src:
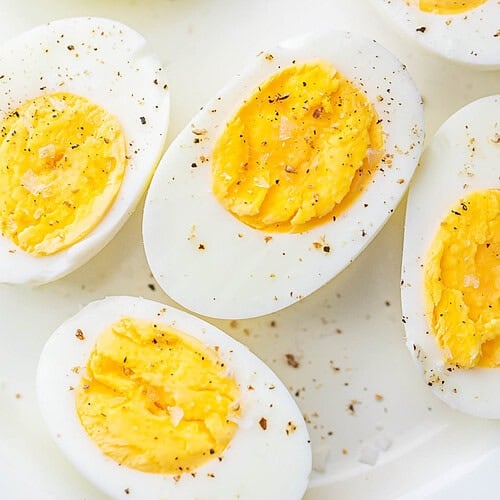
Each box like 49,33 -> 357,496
424,189 -> 500,368
211,62 -> 384,232
0,92 -> 127,256
76,318 -> 240,474
416,0 -> 487,14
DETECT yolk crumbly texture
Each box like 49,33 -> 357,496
417,0 -> 487,14
0,92 -> 127,256
76,317 -> 240,474
211,62 -> 384,232
424,189 -> 500,368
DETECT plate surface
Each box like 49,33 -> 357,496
0,1 -> 499,499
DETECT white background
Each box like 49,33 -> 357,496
0,0 -> 499,498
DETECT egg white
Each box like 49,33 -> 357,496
402,94 -> 500,418
370,0 -> 500,69
0,17 -> 170,285
143,29 -> 424,320
36,296 -> 312,500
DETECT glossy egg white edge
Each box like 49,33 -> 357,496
143,29 -> 424,320
370,0 -> 500,69
0,17 -> 170,285
401,94 -> 500,418
36,296 -> 312,500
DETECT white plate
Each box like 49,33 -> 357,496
0,1 -> 499,499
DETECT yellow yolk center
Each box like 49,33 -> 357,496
0,92 -> 127,256
211,62 -> 384,232
76,317 -> 240,474
424,189 -> 500,368
417,0 -> 487,14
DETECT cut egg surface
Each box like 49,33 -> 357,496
36,296 -> 312,500
402,94 -> 500,418
143,30 -> 424,320
0,17 -> 170,285
370,0 -> 500,69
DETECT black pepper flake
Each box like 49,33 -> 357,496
75,328 -> 85,340
323,245 -> 330,253
140,116 -> 146,125
148,283 -> 156,291
312,107 -> 323,119
451,210 -> 461,216
67,44 -> 75,51
124,488 -> 130,495
347,402 -> 356,414
285,353 -> 300,368
191,162 -> 198,168
285,421 -> 297,435
268,93 -> 290,103
259,417 -> 268,430
416,26 -> 427,33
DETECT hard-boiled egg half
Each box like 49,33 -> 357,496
0,17 -> 170,285
402,94 -> 499,418
143,30 -> 424,320
370,0 -> 500,69
37,296 -> 312,499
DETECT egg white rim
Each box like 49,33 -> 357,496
143,29 -> 424,320
0,16 -> 170,285
402,94 -> 500,418
370,0 -> 500,69
36,295 -> 312,499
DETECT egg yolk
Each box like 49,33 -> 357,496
424,189 -> 500,368
416,0 -> 487,14
76,317 -> 240,474
211,62 -> 384,232
0,92 -> 127,256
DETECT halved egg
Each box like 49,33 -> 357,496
0,17 -> 170,284
143,30 -> 424,319
37,296 -> 312,499
402,94 -> 499,418
370,0 -> 500,69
